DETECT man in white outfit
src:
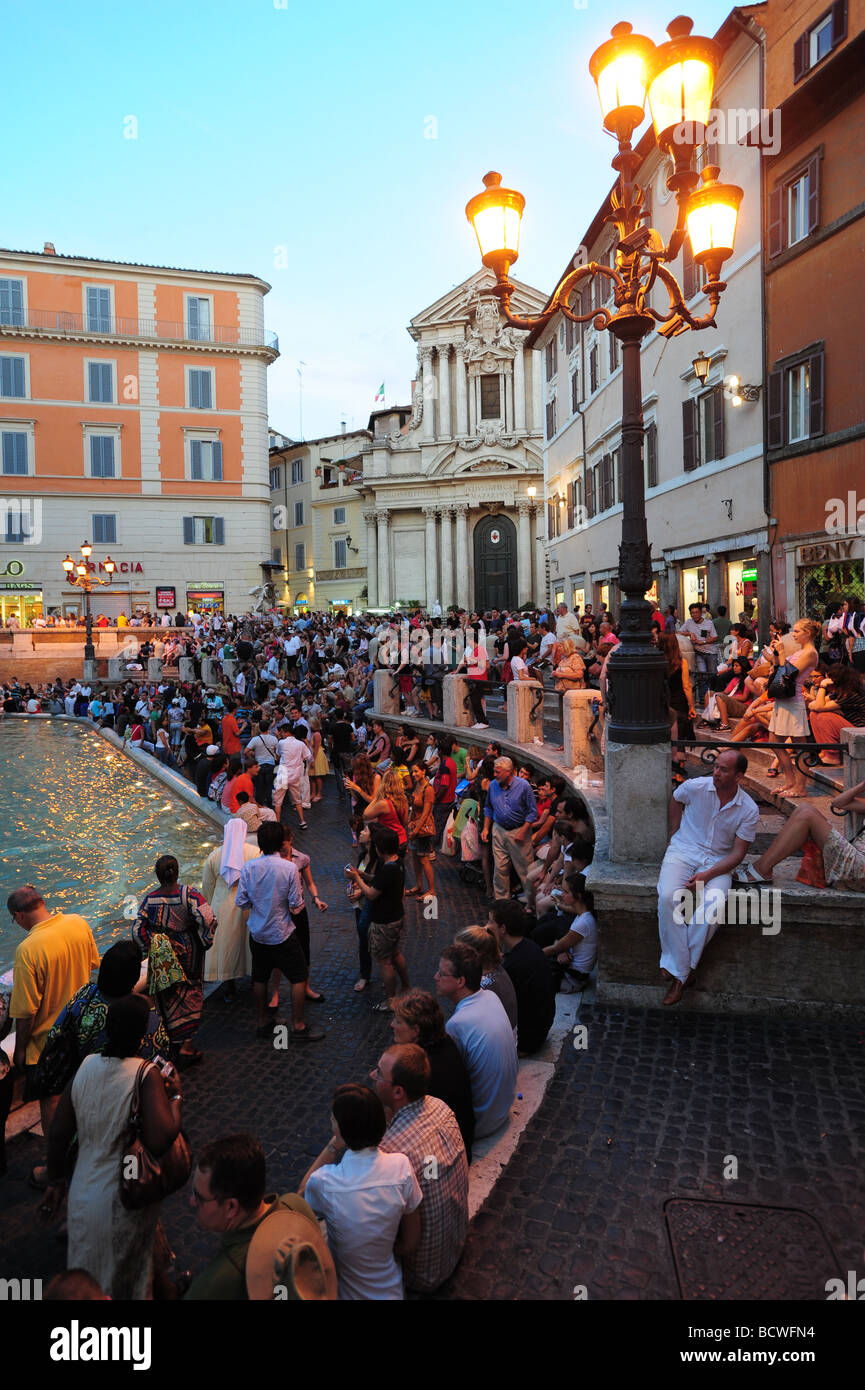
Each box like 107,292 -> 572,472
274,725 -> 313,829
656,749 -> 758,1005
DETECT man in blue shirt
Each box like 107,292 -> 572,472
236,821 -> 325,1044
481,757 -> 538,899
437,943 -> 517,1138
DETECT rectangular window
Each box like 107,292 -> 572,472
768,346 -> 824,449
1,431 -> 28,475
0,356 -> 25,398
87,361 -> 114,403
294,500 -> 304,526
570,369 -> 580,414
183,516 -> 224,545
190,439 -> 223,481
545,397 -> 557,440
609,335 -> 619,372
92,514 -> 117,544
480,374 -> 501,419
794,2 -> 847,81
269,466 -> 281,490
646,421 -> 658,488
683,389 -> 725,470
291,458 -> 304,484
272,547 -> 282,566
612,448 -> 621,505
85,286 -> 112,333
333,505 -> 346,524
5,508 -> 27,543
334,538 -> 348,569
294,542 -> 305,570
683,240 -> 697,299
186,296 -> 212,342
589,345 -> 599,394
565,317 -> 575,354
0,279 -> 25,327
788,362 -> 811,443
585,465 -> 596,519
769,152 -> 820,256
188,368 -> 213,409
89,435 -> 115,478
545,339 -> 557,381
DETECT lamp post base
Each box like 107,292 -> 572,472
82,658 -> 99,682
605,738 -> 671,864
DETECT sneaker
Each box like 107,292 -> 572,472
289,1024 -> 326,1042
471,722 -> 489,730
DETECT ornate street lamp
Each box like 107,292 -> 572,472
62,541 -> 116,663
464,14 -> 742,743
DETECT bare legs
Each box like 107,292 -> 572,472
751,803 -> 831,878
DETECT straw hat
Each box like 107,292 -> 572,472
246,1208 -> 337,1301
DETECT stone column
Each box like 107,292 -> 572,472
532,353 -> 542,433
438,345 -> 451,439
455,342 -> 468,436
421,347 -> 435,442
513,342 -> 526,431
454,503 -> 469,610
532,506 -> 545,607
756,542 -> 771,648
517,498 -> 532,606
376,509 -> 391,609
503,364 -> 513,433
423,506 -> 439,612
363,509 -> 378,607
507,678 -> 544,744
440,507 -> 454,609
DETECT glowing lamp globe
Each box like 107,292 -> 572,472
647,17 -> 719,164
62,555 -> 75,574
686,166 -> 743,279
466,172 -> 525,279
589,22 -> 656,142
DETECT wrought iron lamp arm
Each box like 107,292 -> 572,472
645,261 -> 720,331
490,261 -> 621,332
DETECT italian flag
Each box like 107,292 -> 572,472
375,382 -> 385,403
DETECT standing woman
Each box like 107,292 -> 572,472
767,618 -> 820,798
658,632 -> 696,743
343,753 -> 381,821
42,996 -> 183,1299
406,761 -> 437,901
308,716 -> 330,803
201,819 -> 259,999
363,768 -> 409,855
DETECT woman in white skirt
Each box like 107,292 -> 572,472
767,618 -> 820,798
201,819 -> 260,996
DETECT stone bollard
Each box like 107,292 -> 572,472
443,674 -> 473,728
107,657 -> 126,681
506,679 -> 544,744
147,658 -> 163,681
841,726 -> 865,841
179,657 -> 195,682
221,659 -> 237,684
373,667 -> 401,716
200,657 -> 217,688
605,740 -> 671,864
11,631 -> 33,656
82,658 -> 99,683
562,689 -> 604,775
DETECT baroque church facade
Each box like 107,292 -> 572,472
359,268 -> 549,613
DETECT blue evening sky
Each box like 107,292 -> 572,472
3,0 -> 734,441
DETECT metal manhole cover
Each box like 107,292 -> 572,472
665,1199 -> 842,1300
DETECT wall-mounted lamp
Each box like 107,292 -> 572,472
345,534 -> 359,554
725,374 -> 761,406
692,350 -> 712,384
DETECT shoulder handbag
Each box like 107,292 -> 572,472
120,1061 -> 192,1210
33,988 -> 94,1098
766,661 -> 799,700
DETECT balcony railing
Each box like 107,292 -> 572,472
0,309 -> 278,352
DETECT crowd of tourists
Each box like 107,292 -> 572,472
2,591 -> 864,1299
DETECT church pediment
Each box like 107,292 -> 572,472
409,267 -> 547,336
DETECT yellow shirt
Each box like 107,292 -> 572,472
117,613 -> 128,628
10,912 -> 100,1064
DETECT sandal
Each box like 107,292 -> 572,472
734,862 -> 773,887
353,978 -> 370,992
765,766 -> 780,777
404,887 -> 421,898
371,999 -> 393,1012
305,990 -> 326,1003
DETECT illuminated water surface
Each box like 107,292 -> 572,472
0,720 -> 220,973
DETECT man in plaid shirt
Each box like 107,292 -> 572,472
373,1043 -> 469,1293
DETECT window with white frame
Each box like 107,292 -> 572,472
334,538 -> 348,569
187,367 -> 214,409
186,296 -> 212,342
294,542 -> 305,570
269,466 -> 281,491
1,428 -> 29,475
333,505 -> 346,524
85,285 -> 113,333
189,438 -> 223,481
88,434 -> 117,478
0,279 -> 25,327
545,338 -> 557,382
810,13 -> 833,63
92,514 -> 117,544
0,355 -> 26,398
291,458 -> 304,484
788,363 -> 811,443
183,516 -> 224,545
86,360 -> 115,403
294,500 -> 304,526
787,171 -> 810,247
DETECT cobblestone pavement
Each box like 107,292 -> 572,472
1,778 -> 862,1301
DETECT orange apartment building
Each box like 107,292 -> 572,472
741,0 -> 865,620
0,244 -> 278,621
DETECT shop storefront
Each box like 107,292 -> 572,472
571,578 -> 586,611
187,586 -> 225,615
682,565 -> 707,611
0,583 -> 43,625
795,539 -> 864,617
727,557 -> 759,626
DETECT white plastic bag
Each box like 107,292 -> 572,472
440,809 -> 457,856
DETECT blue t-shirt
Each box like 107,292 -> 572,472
445,990 -> 518,1138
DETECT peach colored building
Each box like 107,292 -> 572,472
0,244 -> 278,621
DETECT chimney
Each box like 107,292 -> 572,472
341,421 -> 346,434
43,241 -> 57,255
